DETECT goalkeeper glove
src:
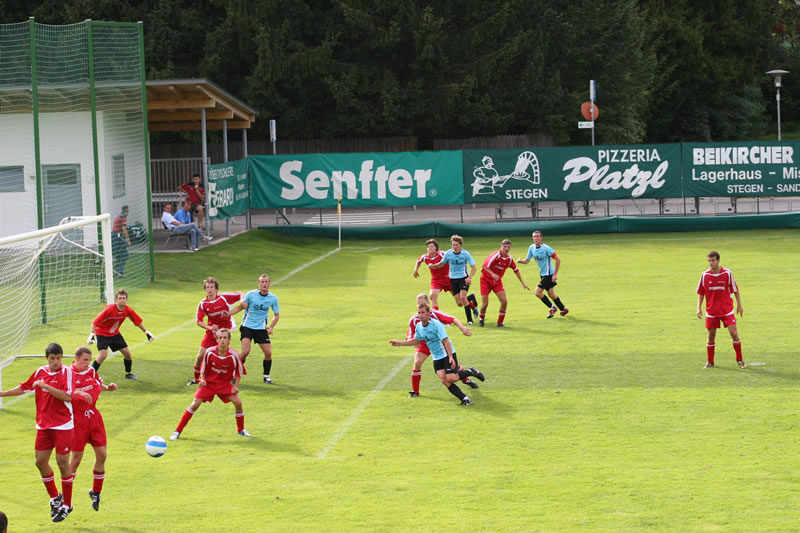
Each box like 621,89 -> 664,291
145,330 -> 155,342
87,333 -> 96,345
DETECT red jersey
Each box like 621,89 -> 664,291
416,251 -> 449,282
20,365 -> 74,430
196,294 -> 240,330
112,215 -> 127,233
200,346 -> 243,391
70,365 -> 104,427
93,304 -> 143,337
179,183 -> 205,204
481,251 -> 518,280
697,267 -> 738,318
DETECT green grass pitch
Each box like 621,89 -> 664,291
1,228 -> 800,532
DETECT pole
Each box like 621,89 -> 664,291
337,191 -> 342,249
777,87 -> 782,141
590,80 -> 596,147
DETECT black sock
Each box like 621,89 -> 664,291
92,361 -> 100,371
447,383 -> 466,400
457,369 -> 472,380
554,297 -> 565,310
465,306 -> 473,323
124,359 -> 132,373
263,359 -> 272,376
540,296 -> 553,308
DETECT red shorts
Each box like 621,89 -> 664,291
72,413 -> 107,452
36,428 -> 74,455
430,279 -> 451,292
416,342 -> 431,356
201,330 -> 218,349
480,276 -> 504,296
194,384 -> 235,403
706,314 -> 736,329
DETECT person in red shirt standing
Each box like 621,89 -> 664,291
88,289 -> 154,380
187,277 -> 242,385
0,343 -> 91,523
177,173 -> 206,229
696,250 -> 745,369
170,328 -> 250,440
69,346 -> 117,512
478,239 -> 530,327
412,239 -> 451,310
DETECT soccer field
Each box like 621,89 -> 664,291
2,228 -> 799,532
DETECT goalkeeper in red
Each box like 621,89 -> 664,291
697,250 -> 745,369
88,289 -> 154,380
170,328 -> 250,440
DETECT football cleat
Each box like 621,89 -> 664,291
170,431 -> 181,441
52,505 -> 72,523
496,323 -> 505,328
408,391 -> 420,398
50,494 -> 63,517
467,321 -> 474,326
263,375 -> 273,384
737,360 -> 747,369
703,362 -> 714,368
546,306 -> 557,319
559,307 -> 570,317
125,373 -> 138,380
186,379 -> 199,386
89,489 -> 101,511
464,379 -> 479,389
479,318 -> 484,327
459,397 -> 473,406
238,429 -> 252,437
469,367 -> 485,382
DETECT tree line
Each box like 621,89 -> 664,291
4,0 -> 800,147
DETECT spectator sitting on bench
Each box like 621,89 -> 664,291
176,200 -> 194,225
161,202 -> 210,252
178,173 -> 205,229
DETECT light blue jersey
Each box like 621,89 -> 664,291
442,249 -> 476,279
242,290 -> 279,329
525,243 -> 556,276
414,319 -> 450,360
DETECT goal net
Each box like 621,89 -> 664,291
0,214 -> 113,406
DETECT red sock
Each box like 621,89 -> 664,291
432,306 -> 439,310
235,412 -> 245,432
479,312 -> 486,319
176,407 -> 195,433
411,370 -> 421,393
498,311 -> 506,325
469,300 -> 477,309
193,367 -> 201,380
706,343 -> 715,364
42,471 -> 59,498
733,340 -> 743,361
62,473 -> 74,507
93,470 -> 105,493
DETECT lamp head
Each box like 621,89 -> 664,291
767,69 -> 789,88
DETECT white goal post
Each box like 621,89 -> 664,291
0,214 -> 114,408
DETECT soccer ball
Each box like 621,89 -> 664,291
145,435 -> 167,457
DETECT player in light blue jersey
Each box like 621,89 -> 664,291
390,301 -> 484,406
228,274 -> 280,383
430,235 -> 479,325
518,230 -> 569,319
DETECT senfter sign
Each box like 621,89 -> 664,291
250,152 -> 463,208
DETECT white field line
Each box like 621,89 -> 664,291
2,248 -> 342,410
316,353 -> 412,460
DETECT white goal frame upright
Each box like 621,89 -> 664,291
0,214 -> 114,408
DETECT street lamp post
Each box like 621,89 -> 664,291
767,69 -> 789,141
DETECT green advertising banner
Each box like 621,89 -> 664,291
682,141 -> 800,197
249,151 -> 464,208
463,144 -> 682,203
207,159 -> 250,220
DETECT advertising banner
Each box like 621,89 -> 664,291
682,141 -> 800,197
463,144 -> 682,203
207,159 -> 250,220
250,151 -> 464,208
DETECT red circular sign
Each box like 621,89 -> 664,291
581,102 -> 599,121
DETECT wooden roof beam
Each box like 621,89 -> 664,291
149,120 -> 252,131
147,98 -> 215,110
147,110 -> 234,121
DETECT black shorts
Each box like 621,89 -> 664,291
433,356 -> 456,372
240,325 -> 270,344
97,334 -> 127,352
450,277 -> 470,294
538,275 -> 557,290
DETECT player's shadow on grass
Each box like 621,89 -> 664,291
180,434 -> 303,454
237,382 -> 348,399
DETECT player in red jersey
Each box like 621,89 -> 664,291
170,328 -> 250,440
69,346 -> 117,512
697,250 -> 745,369
88,289 -> 154,380
0,343 -> 91,522
187,277 -> 242,385
412,239 -> 451,310
478,239 -> 530,327
406,293 -> 476,397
